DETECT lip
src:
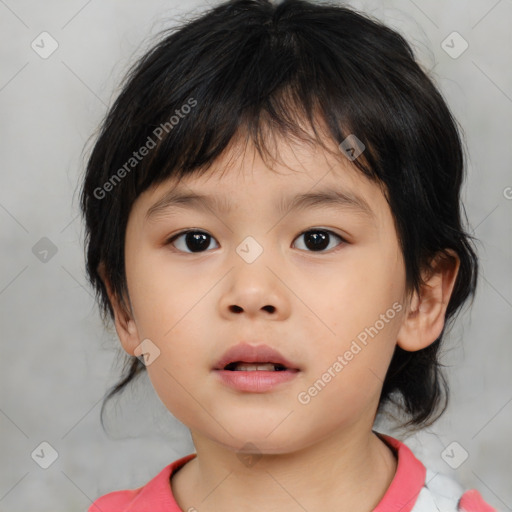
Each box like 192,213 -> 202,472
212,342 -> 301,393
213,342 -> 300,371
214,369 -> 299,392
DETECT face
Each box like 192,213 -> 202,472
117,135 -> 411,454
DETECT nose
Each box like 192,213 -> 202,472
229,303 -> 276,314
218,263 -> 291,321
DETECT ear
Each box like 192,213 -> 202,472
397,249 -> 460,352
98,262 -> 140,356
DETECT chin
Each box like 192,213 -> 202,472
215,430 -> 305,456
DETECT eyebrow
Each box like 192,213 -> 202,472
145,186 -> 375,221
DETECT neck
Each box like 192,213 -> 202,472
172,426 -> 397,512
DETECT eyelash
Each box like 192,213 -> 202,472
165,228 -> 347,254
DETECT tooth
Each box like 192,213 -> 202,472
234,363 -> 276,371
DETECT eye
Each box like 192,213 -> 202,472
167,230 -> 219,253
166,228 -> 346,254
293,229 -> 346,252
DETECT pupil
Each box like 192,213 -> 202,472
305,230 -> 329,251
186,232 -> 210,252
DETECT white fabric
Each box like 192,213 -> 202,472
412,469 -> 466,511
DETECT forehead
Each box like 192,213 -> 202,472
135,134 -> 390,226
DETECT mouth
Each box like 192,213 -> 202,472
222,362 -> 293,372
213,345 -> 301,392
213,343 -> 301,373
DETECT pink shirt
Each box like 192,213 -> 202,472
88,434 -> 495,511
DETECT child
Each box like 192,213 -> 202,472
80,0 -> 496,510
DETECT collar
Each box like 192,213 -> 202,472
114,433 -> 426,511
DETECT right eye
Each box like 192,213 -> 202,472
166,230 -> 220,253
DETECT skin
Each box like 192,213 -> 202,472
100,132 -> 460,512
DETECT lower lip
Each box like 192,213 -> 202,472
214,369 -> 299,392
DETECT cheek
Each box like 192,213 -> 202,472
127,268 -> 212,428
126,245 -> 202,336
143,356 -> 214,438
299,243 -> 405,390
125,249 -> 210,395
129,268 -> 209,369
305,243 -> 405,340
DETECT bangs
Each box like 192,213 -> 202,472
94,4 -> 425,199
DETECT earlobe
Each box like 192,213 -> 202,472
97,262 -> 140,356
397,250 -> 460,352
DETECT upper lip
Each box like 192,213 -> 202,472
213,343 -> 300,371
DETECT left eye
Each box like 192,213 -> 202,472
166,229 -> 345,253
293,229 -> 345,252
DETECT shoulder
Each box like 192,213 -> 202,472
376,433 -> 496,512
412,468 -> 497,512
88,488 -> 141,512
88,453 -> 197,512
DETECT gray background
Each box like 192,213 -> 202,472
1,0 -> 511,511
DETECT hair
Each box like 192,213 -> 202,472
79,0 -> 479,434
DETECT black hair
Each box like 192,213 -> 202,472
79,0 -> 479,433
